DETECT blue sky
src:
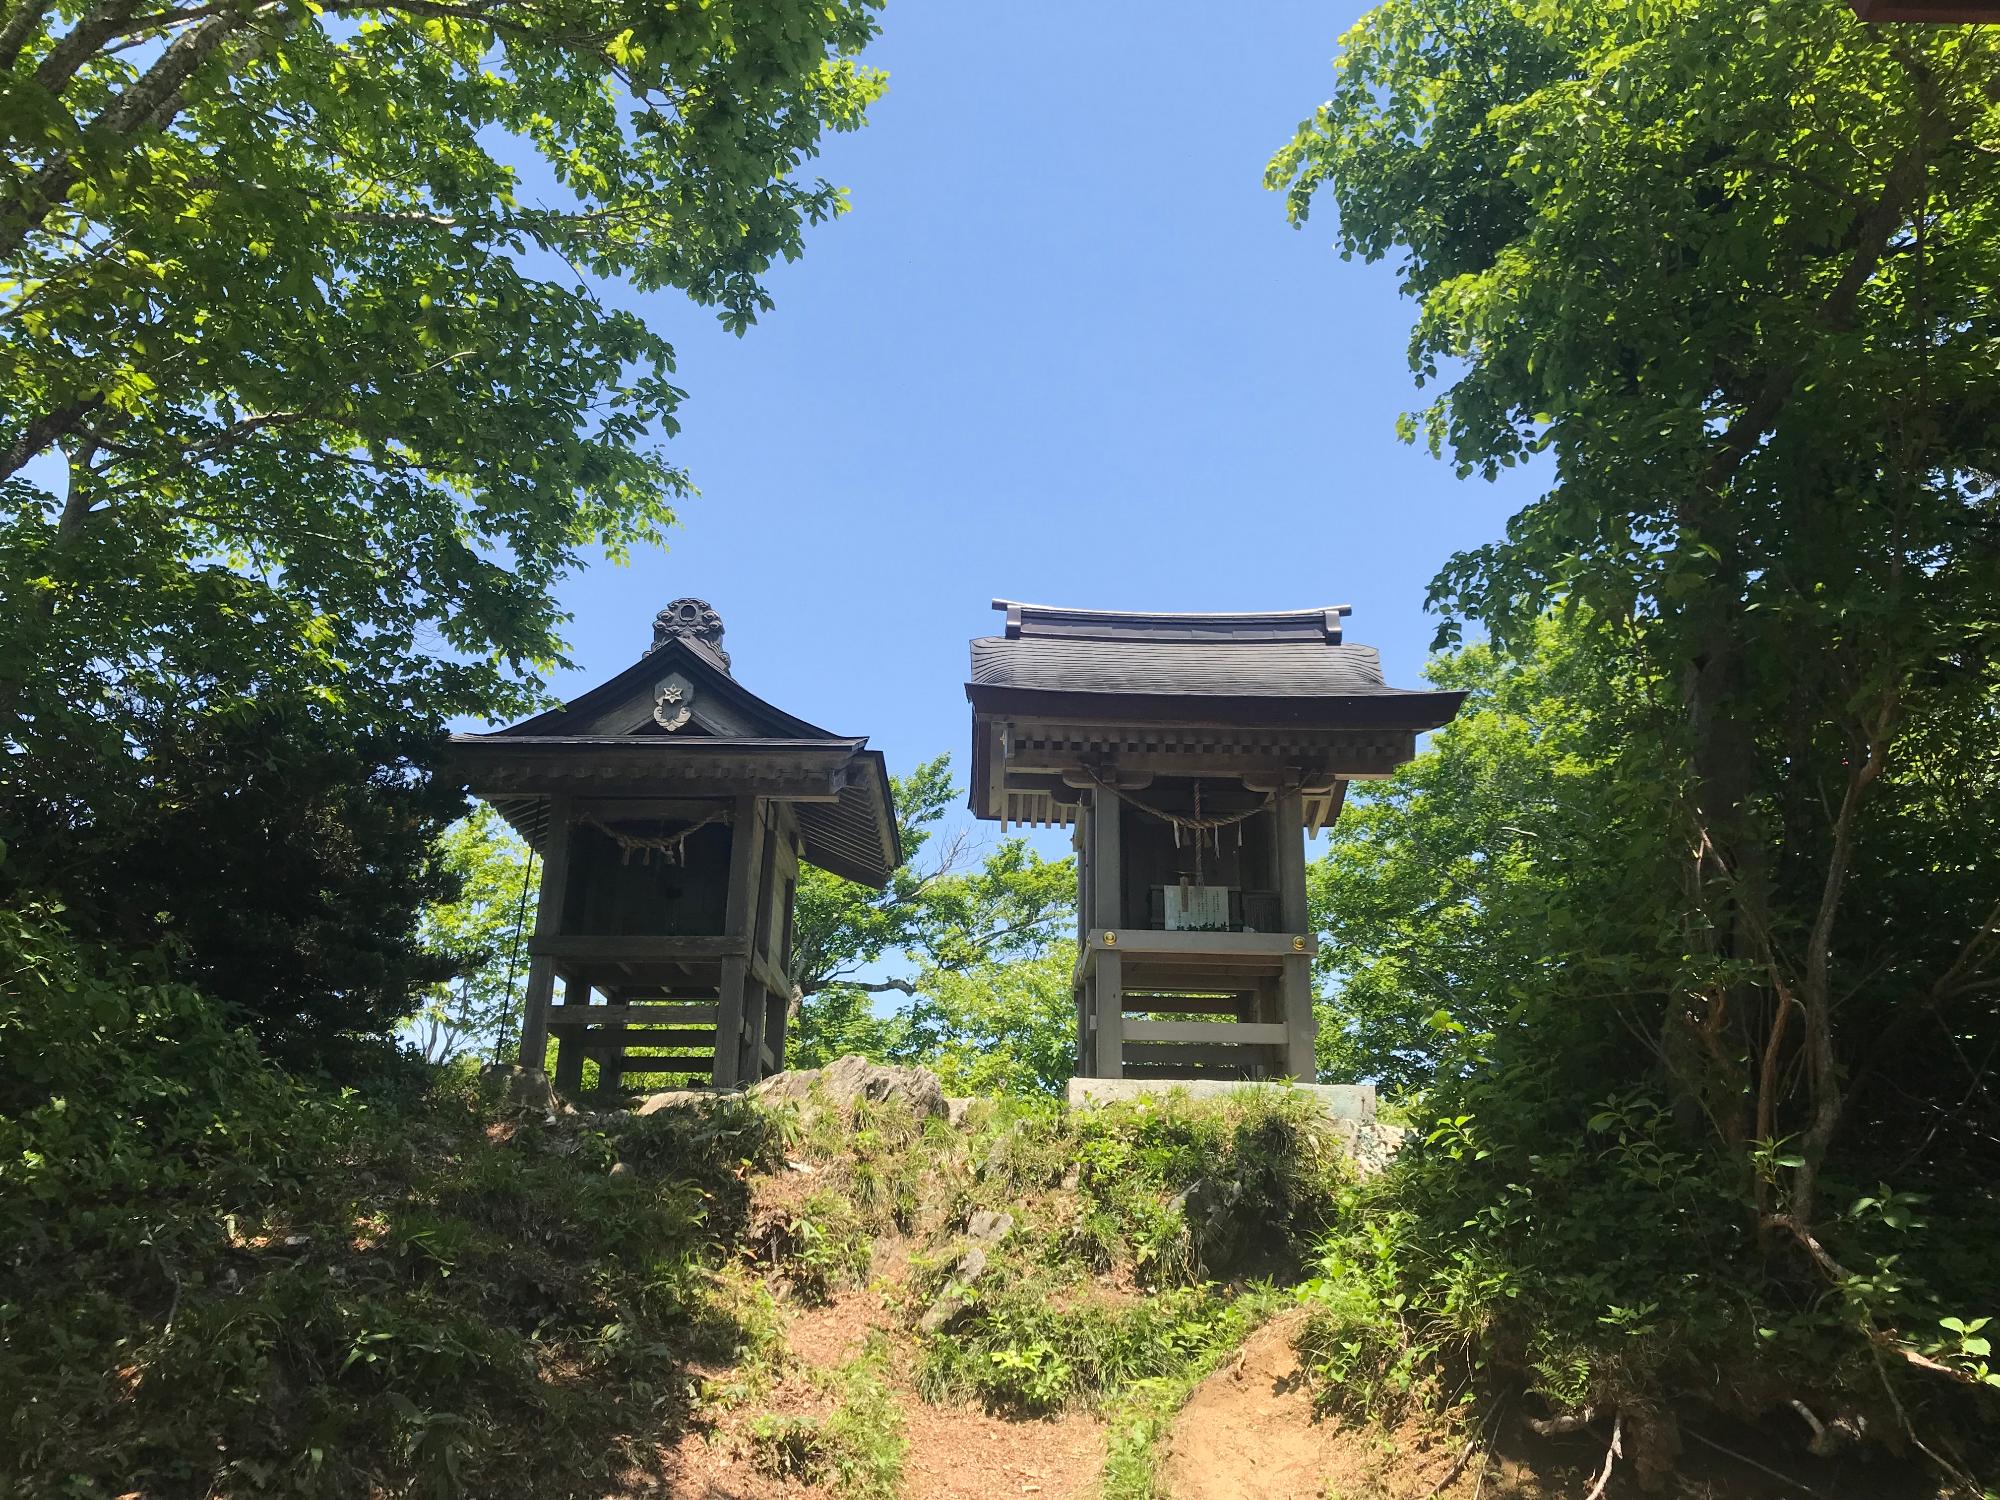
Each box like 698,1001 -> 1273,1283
525,3 -> 1544,831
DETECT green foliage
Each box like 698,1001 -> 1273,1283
915,942 -> 1077,1097
919,1281 -> 1238,1417
1098,1295 -> 1284,1500
1278,0 -> 2000,1474
2,0 -> 886,756
792,754 -> 1078,1090
758,1187 -> 875,1305
1310,625 -> 1677,1095
0,0 -> 885,1062
1307,626 -> 2000,1464
747,1335 -> 906,1500
2,700 -> 468,1065
793,755 -> 961,1009
0,901 -> 788,1497
413,805 -> 537,1063
901,1093 -> 1349,1415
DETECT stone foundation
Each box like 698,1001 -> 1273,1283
1065,1077 -> 1376,1120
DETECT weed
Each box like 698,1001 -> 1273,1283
1098,1294 -> 1284,1500
0,904 -> 780,1498
747,1335 -> 905,1500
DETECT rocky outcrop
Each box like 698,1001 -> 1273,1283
1333,1117 -> 1408,1177
750,1054 -> 949,1120
482,1064 -> 568,1116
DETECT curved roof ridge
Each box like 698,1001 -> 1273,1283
993,599 -> 1352,620
992,599 -> 1356,645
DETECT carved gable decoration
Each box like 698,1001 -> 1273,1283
652,671 -> 695,732
649,598 -> 730,670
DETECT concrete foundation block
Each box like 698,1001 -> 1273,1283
1065,1077 -> 1375,1121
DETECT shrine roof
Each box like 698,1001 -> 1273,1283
447,599 -> 900,887
967,600 -> 1464,729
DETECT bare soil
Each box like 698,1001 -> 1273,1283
1156,1312 -> 1508,1500
654,1225 -> 1103,1500
652,1162 -> 1950,1500
1155,1314 -> 1947,1500
896,1400 -> 1102,1500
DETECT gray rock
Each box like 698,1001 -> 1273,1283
966,1209 -> 1013,1244
1331,1118 -> 1407,1177
917,1244 -> 990,1334
633,1089 -> 719,1116
945,1097 -> 976,1128
918,1295 -> 960,1335
751,1054 -> 947,1120
483,1064 -> 567,1115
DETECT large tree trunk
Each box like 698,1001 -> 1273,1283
1666,550 -> 1763,1154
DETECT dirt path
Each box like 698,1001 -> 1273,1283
1157,1313 -> 1506,1500
660,1238 -> 1103,1500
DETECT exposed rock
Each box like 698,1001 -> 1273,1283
966,1209 -> 1013,1244
918,1244 -> 990,1334
1171,1175 -> 1249,1266
632,1088 -> 719,1116
751,1054 -> 947,1120
945,1097 -> 976,1128
1331,1118 -> 1407,1177
482,1064 -> 567,1116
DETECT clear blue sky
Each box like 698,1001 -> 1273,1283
524,4 -> 1544,811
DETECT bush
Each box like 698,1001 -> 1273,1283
1293,1069 -> 2000,1482
746,1335 -> 905,1500
0,903 -> 783,1498
902,1090 -> 1348,1416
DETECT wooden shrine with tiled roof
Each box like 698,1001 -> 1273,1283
966,600 -> 1463,1084
450,599 -> 899,1092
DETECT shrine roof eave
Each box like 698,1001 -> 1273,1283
445,736 -> 901,889
446,734 -> 869,783
964,683 -> 1467,733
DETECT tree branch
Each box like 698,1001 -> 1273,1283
1702,134 -> 1930,498
0,0 -> 52,70
0,1 -> 290,260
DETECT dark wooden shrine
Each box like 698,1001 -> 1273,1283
451,600 -> 899,1091
966,601 -> 1463,1083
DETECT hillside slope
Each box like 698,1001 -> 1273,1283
0,910 -> 1970,1499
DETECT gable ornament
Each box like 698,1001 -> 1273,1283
653,671 -> 695,731
648,597 -> 730,670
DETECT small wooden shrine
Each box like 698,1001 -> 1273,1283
966,601 -> 1464,1083
450,600 -> 899,1091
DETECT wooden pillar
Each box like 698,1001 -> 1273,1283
1090,790 -> 1122,930
713,959 -> 748,1086
1074,815 -> 1090,948
515,794 -> 574,1070
1089,789 -> 1123,1077
552,975 -> 586,1094
1280,955 -> 1316,1081
600,1030 -> 626,1094
742,973 -> 769,1083
714,796 -> 766,1088
1093,950 -> 1123,1078
1274,789 -> 1316,1080
1275,789 -> 1309,934
768,990 -> 790,1074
